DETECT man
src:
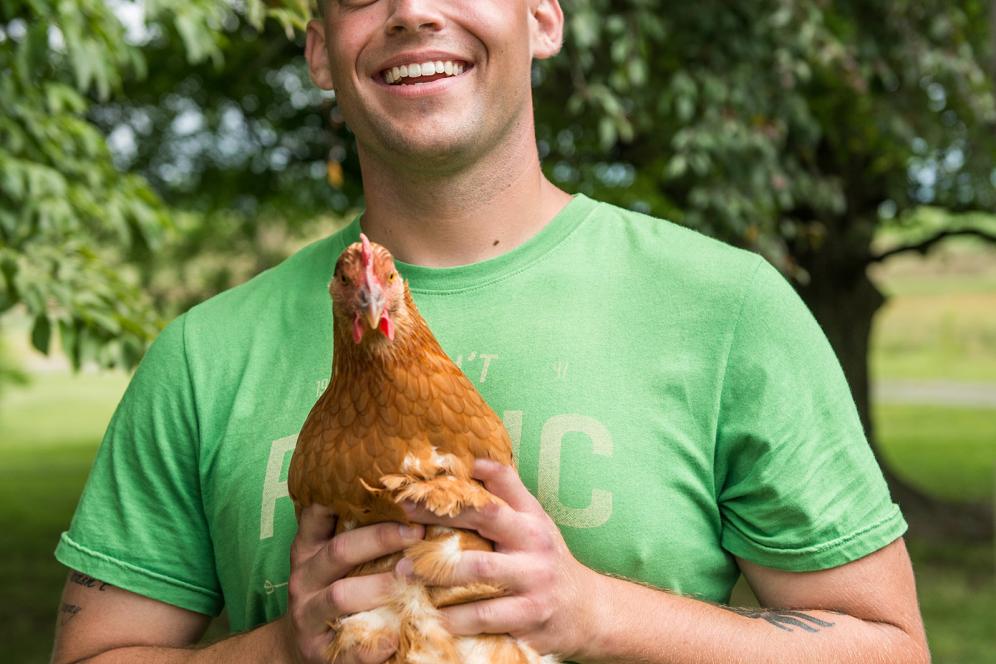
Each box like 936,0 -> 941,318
51,2 -> 929,663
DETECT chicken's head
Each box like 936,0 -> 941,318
331,233 -> 406,344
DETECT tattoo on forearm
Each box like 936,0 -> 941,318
723,606 -> 835,633
60,603 -> 81,625
70,572 -> 110,591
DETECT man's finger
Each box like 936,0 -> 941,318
301,522 -> 425,590
472,459 -> 540,513
399,550 -> 535,592
439,595 -> 537,636
402,500 -> 538,551
296,504 -> 337,552
301,571 -> 399,633
400,502 -> 480,530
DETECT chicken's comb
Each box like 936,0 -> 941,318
358,232 -> 378,287
360,233 -> 373,268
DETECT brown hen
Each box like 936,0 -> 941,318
288,234 -> 555,664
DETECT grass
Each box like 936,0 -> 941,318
871,291 -> 996,382
0,372 -> 127,664
866,239 -> 996,662
875,404 -> 995,503
909,538 -> 995,664
870,238 -> 996,383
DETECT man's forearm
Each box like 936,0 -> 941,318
71,619 -> 294,664
579,574 -> 929,664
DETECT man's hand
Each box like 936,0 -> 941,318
397,458 -> 600,660
285,505 -> 425,664
396,460 -> 928,664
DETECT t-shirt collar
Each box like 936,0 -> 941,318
337,194 -> 598,294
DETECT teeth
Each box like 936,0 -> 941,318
382,59 -> 468,85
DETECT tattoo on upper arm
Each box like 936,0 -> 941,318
723,606 -> 836,633
60,603 -> 81,626
70,572 -> 111,591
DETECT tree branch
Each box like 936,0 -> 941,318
869,227 -> 996,264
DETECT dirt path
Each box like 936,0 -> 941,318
874,380 -> 996,408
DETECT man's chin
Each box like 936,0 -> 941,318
366,129 -> 483,174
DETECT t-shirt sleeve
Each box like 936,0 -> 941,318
714,258 -> 906,571
54,314 -> 223,615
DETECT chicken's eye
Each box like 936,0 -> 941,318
388,272 -> 396,283
340,273 -> 349,285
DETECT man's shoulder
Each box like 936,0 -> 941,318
168,226 -> 347,366
184,228 -> 343,328
578,196 -> 763,287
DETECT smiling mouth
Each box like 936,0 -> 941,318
381,60 -> 470,85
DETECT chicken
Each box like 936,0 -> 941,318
288,234 -> 556,664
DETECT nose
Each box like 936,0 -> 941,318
386,0 -> 445,36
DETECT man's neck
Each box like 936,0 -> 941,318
355,122 -> 572,268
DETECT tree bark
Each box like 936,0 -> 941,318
990,0 -> 996,84
794,237 -> 884,458
794,235 -> 993,540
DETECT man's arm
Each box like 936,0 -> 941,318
401,459 -> 930,664
51,510 -> 425,664
49,571 -> 292,664
579,538 -> 928,664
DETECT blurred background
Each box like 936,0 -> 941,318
1,0 -> 994,661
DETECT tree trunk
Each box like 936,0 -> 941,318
795,240 -> 993,540
990,0 -> 996,84
794,241 -> 884,459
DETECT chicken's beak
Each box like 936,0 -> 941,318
361,283 -> 385,330
365,306 -> 381,330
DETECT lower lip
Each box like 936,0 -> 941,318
375,68 -> 473,98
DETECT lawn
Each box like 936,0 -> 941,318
1,240 -> 994,663
0,371 -> 128,664
870,237 -> 996,383
875,404 -> 995,503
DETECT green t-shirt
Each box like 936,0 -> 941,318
56,194 -> 906,632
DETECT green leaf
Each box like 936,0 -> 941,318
58,319 -> 78,367
598,116 -> 617,150
570,12 -> 600,49
31,314 -> 52,355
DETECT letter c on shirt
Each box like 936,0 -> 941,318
538,414 -> 613,529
